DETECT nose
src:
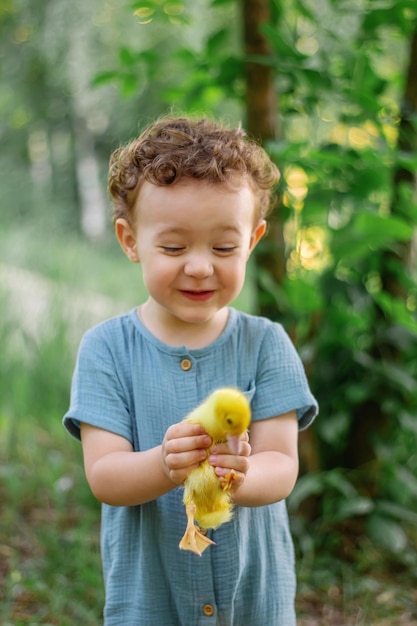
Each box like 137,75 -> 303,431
183,252 -> 214,278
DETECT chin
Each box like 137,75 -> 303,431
179,313 -> 215,325
175,306 -> 221,324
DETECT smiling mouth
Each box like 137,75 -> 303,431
180,290 -> 215,301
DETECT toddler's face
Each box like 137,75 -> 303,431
118,177 -> 265,333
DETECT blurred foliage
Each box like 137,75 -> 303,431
1,0 -> 417,614
0,299 -> 104,624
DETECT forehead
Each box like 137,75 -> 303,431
135,178 -> 257,229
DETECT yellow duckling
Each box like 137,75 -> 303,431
179,387 -> 251,556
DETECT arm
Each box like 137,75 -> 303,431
80,421 -> 212,506
209,410 -> 299,507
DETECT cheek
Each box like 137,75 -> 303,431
222,257 -> 248,285
142,257 -> 178,284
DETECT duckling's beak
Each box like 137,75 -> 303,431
226,434 -> 241,455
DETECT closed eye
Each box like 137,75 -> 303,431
161,247 -> 184,254
213,247 -> 237,254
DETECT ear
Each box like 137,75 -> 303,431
115,218 -> 140,263
248,220 -> 267,255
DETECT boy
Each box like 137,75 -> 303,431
64,116 -> 318,625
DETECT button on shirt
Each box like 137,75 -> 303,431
203,604 -> 215,616
63,307 -> 318,626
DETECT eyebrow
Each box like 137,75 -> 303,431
156,225 -> 243,236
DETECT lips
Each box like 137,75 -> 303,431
180,290 -> 215,301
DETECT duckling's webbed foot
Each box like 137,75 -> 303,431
179,503 -> 215,556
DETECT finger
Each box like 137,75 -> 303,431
168,461 -> 203,485
166,447 -> 207,471
211,441 -> 251,457
164,433 -> 212,455
208,454 -> 250,475
165,422 -> 207,442
237,441 -> 251,457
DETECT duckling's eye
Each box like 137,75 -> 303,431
226,417 -> 233,425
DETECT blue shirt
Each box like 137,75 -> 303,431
64,307 -> 318,625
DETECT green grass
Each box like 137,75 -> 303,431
0,427 -> 103,625
0,287 -> 104,624
0,222 -> 103,623
296,548 -> 417,625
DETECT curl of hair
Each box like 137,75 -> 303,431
108,117 -> 280,223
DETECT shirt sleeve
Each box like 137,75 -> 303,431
250,322 -> 318,430
63,326 -> 134,443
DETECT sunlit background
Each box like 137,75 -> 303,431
1,1 -> 417,623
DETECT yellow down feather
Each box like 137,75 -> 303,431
179,387 -> 251,555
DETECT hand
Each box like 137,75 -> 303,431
208,431 -> 251,491
161,422 -> 212,485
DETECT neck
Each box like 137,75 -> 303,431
138,303 -> 229,349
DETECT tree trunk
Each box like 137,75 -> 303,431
67,4 -> 108,241
242,0 -> 277,140
241,0 -> 287,309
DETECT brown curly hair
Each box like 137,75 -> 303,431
108,116 -> 280,224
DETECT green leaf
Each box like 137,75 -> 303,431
257,269 -> 286,310
210,0 -> 235,6
367,514 -> 408,553
379,359 -> 417,394
397,151 -> 417,173
376,500 -> 417,525
91,71 -> 119,87
354,212 -> 413,243
325,470 -> 358,498
244,53 -> 279,69
260,23 -> 307,60
206,28 -> 229,57
331,212 -> 414,262
288,472 -> 325,511
330,229 -> 372,263
283,276 -> 323,315
396,467 -> 417,499
130,0 -> 159,9
399,412 -> 417,436
119,47 -> 138,68
372,292 -> 417,333
361,2 -> 417,36
334,497 -> 374,521
174,47 -> 197,64
318,411 -> 350,446
217,56 -> 243,87
120,73 -> 139,97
